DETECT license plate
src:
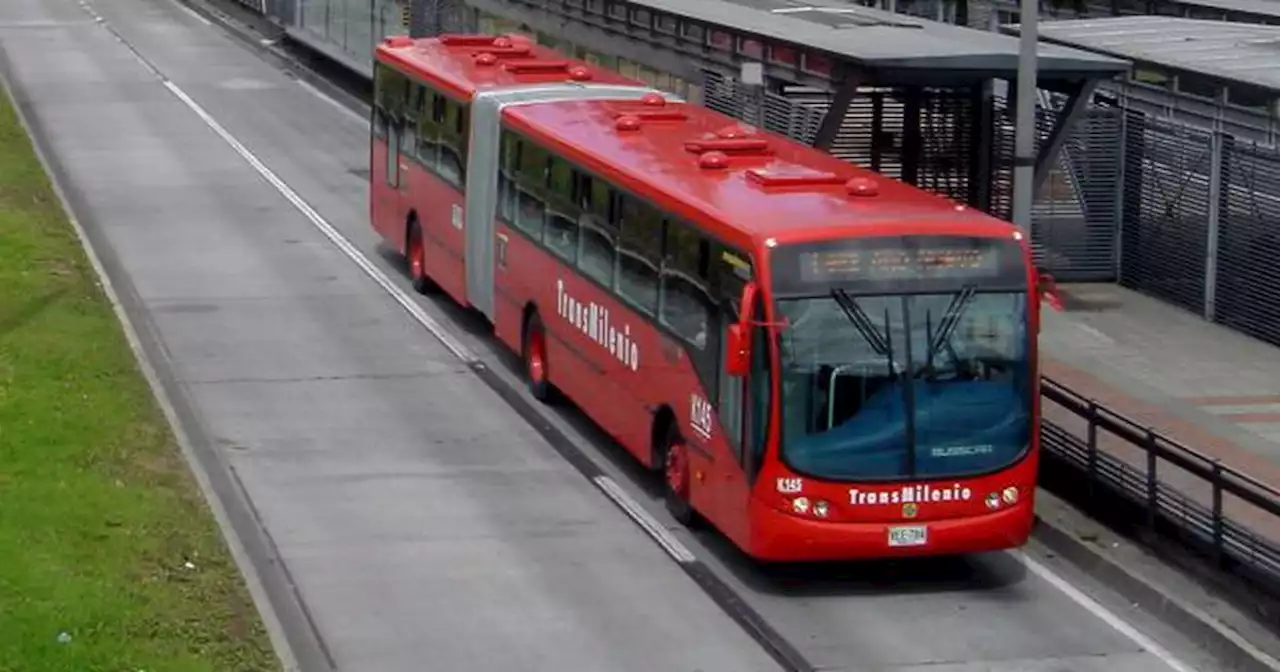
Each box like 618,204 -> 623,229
888,525 -> 928,547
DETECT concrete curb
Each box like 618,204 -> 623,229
1033,514 -> 1280,672
131,4 -> 1280,670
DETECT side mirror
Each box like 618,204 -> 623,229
1038,272 -> 1064,312
725,323 -> 750,377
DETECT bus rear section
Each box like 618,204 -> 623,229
719,230 -> 1042,561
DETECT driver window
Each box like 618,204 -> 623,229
746,294 -> 771,473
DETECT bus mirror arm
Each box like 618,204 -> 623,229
725,281 -> 760,378
726,323 -> 750,377
1038,271 -> 1064,312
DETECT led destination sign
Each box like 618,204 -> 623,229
774,235 -> 1026,294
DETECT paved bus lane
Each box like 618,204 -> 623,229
8,0 -> 1239,669
0,1 -> 783,670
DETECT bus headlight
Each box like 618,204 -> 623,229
985,492 -> 1001,510
792,497 -> 810,514
1002,486 -> 1019,505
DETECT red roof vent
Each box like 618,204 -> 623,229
699,152 -> 730,170
500,59 -> 591,80
439,34 -> 503,47
475,52 -> 499,67
640,92 -> 666,107
746,166 -> 845,188
383,35 -> 414,48
492,36 -> 513,48
845,177 -> 879,197
716,125 -> 754,140
684,137 -> 771,155
615,115 -> 642,132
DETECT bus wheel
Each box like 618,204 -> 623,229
522,311 -> 553,403
662,424 -> 695,526
407,221 -> 434,294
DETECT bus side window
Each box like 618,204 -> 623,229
402,84 -> 423,158
746,294 -> 772,475
417,89 -> 442,170
438,97 -> 469,188
513,137 -> 547,239
576,174 -> 616,287
713,245 -> 752,463
660,220 -> 713,350
497,131 -> 518,223
544,157 -> 579,263
615,195 -> 662,315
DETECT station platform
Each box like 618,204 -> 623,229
1040,282 -> 1280,540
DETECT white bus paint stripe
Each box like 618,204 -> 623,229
1016,551 -> 1199,672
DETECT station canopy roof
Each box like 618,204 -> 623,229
1004,15 -> 1280,91
636,0 -> 1131,77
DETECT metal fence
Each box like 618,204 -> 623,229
241,0 -> 1280,600
1041,377 -> 1280,602
1117,110 -> 1280,348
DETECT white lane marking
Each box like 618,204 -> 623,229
124,13 -> 703,571
594,476 -> 696,564
297,79 -> 367,126
1016,551 -> 1198,672
177,3 -> 213,27
157,79 -> 479,365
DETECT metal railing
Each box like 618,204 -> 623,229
222,0 -> 1280,601
1040,377 -> 1280,600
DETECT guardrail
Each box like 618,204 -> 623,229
1039,376 -> 1280,601
206,0 -> 1280,600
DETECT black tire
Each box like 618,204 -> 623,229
660,421 -> 696,526
521,311 -> 554,403
406,220 -> 435,295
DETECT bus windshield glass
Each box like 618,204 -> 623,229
770,234 -> 1032,481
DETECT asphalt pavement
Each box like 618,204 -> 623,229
0,0 -> 1243,669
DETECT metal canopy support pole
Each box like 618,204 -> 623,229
813,72 -> 862,151
1031,79 -> 1098,197
1011,1 -> 1040,254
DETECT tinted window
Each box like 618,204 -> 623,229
661,220 -> 712,348
498,132 -> 519,222
514,138 -> 547,237
417,89 -> 441,169
577,174 -> 616,286
545,157 -> 579,262
438,96 -> 469,187
616,195 -> 663,314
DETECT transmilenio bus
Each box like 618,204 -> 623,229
369,33 -> 1055,561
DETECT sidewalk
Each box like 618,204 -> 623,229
1038,282 -> 1280,542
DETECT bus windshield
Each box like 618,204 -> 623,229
769,235 -> 1032,481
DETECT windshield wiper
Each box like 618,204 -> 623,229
831,288 -> 889,355
924,284 -> 976,362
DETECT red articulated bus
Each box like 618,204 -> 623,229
369,33 -> 1054,562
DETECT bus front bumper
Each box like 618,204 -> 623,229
745,496 -> 1035,562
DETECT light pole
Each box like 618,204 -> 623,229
1011,0 -> 1040,251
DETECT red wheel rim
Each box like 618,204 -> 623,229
528,327 -> 547,384
409,229 -> 424,280
665,442 -> 688,496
